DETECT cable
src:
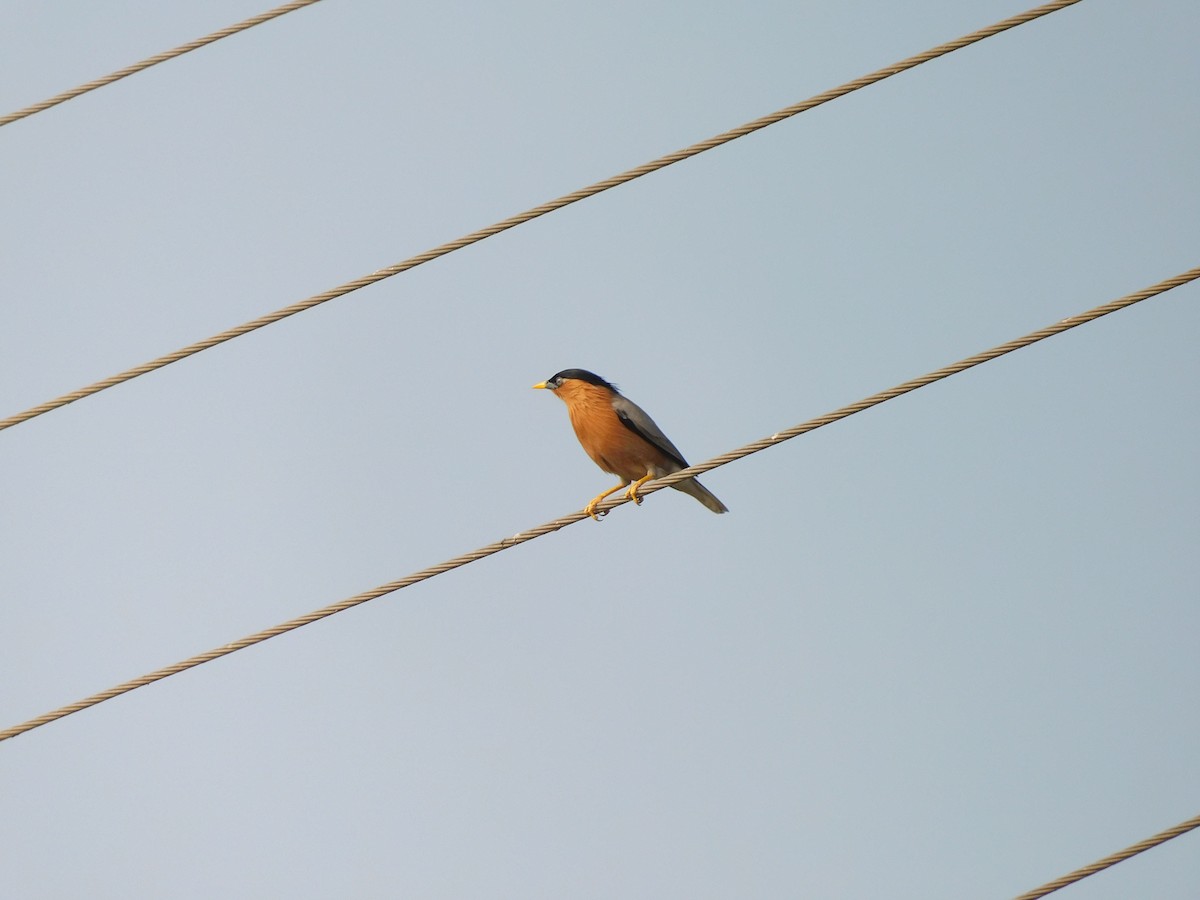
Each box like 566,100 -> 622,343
0,0 -> 1085,433
0,0 -> 324,128
1011,811 -> 1200,899
0,263 -> 1193,745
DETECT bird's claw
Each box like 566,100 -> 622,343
625,479 -> 649,506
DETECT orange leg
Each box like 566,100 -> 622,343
624,473 -> 654,506
584,482 -> 627,520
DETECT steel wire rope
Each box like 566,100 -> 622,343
0,263 -> 1194,745
1012,811 -> 1200,899
0,0 -> 1085,433
0,0 -> 325,128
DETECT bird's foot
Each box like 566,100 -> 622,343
625,474 -> 653,506
584,485 -> 624,520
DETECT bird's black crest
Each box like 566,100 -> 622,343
545,369 -> 618,392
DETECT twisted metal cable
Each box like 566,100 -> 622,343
628,266 -> 1200,500
0,263 -> 1193,745
0,0 -> 1085,433
1012,811 -> 1200,899
0,0 -> 324,128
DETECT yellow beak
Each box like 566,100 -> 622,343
532,382 -> 548,390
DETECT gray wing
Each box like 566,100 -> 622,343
611,394 -> 689,471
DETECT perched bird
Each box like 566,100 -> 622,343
533,369 -> 728,520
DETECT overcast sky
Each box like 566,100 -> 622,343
1,1 -> 1197,897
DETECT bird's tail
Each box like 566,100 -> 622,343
671,477 -> 729,514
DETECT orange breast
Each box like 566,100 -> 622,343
557,382 -> 675,482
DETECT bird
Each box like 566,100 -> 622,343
533,369 -> 728,520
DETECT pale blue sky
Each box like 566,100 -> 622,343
1,2 -> 1197,897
